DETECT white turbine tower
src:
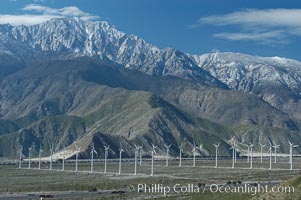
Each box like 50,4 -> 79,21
230,145 -> 235,168
231,137 -> 237,163
249,143 -> 254,169
104,145 -> 109,174
18,147 -> 24,169
178,144 -> 183,167
49,146 -> 53,170
62,146 -> 65,171
150,143 -> 157,176
75,145 -> 81,172
28,147 -> 32,169
164,144 -> 172,167
192,142 -> 202,167
90,143 -> 97,173
288,140 -> 298,170
234,146 -> 237,163
273,143 -> 280,163
259,143 -> 266,163
134,144 -> 139,175
213,142 -> 220,168
247,144 -> 250,163
118,143 -> 124,175
138,145 -> 143,166
38,146 -> 43,170
268,140 -> 272,170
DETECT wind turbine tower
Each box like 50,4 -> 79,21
38,146 -> 43,170
213,142 -> 220,168
179,144 -> 183,167
62,146 -> 65,171
247,144 -> 250,163
134,144 -> 139,175
259,143 -> 266,163
150,143 -> 157,176
28,147 -> 32,169
230,145 -> 235,168
138,145 -> 143,166
273,143 -> 280,163
49,146 -> 53,171
288,140 -> 298,170
104,145 -> 109,174
75,145 -> 81,172
249,143 -> 254,169
268,140 -> 272,170
18,147 -> 24,169
90,143 -> 97,173
118,143 -> 124,175
164,144 -> 172,167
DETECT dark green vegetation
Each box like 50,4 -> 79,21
0,57 -> 300,158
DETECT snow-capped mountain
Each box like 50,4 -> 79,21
1,18 -> 301,117
189,52 -> 301,118
0,18 -> 221,87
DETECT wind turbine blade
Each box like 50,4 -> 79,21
288,140 -> 292,145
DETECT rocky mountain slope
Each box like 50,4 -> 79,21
0,58 -> 234,157
1,18 -> 301,157
189,52 -> 301,119
0,58 -> 300,157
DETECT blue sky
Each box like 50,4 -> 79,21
1,0 -> 301,60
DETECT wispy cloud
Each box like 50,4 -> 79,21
196,9 -> 301,44
0,4 -> 100,26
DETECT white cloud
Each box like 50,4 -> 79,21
0,14 -> 59,26
197,9 -> 301,44
214,31 -> 288,44
0,4 -> 100,26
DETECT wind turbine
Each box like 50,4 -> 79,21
192,142 -> 202,167
231,137 -> 237,163
18,147 -> 24,169
164,144 -> 172,167
259,143 -> 266,163
138,145 -> 143,166
213,142 -> 220,168
75,145 -> 81,172
150,143 -> 157,176
178,144 -> 183,167
28,146 -> 32,169
268,140 -> 272,170
90,143 -> 98,173
134,145 -> 140,175
49,145 -> 53,170
273,143 -> 280,163
104,145 -> 109,174
62,146 -> 66,171
230,145 -> 235,168
118,143 -> 124,175
248,143 -> 254,169
234,145 -> 237,163
288,140 -> 299,170
247,144 -> 250,163
38,146 -> 43,170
